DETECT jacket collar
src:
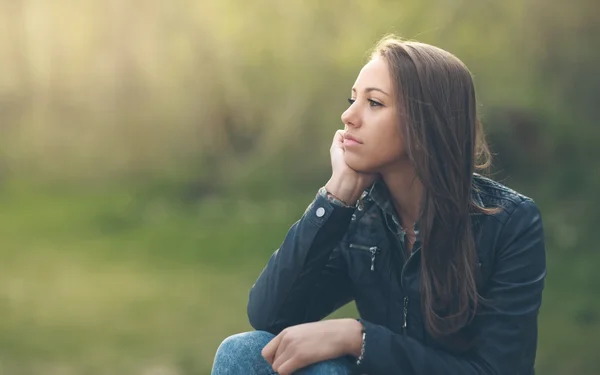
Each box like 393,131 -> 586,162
366,177 -> 485,228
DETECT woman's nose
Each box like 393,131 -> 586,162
341,105 -> 361,128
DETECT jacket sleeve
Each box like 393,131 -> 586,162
355,199 -> 547,375
247,192 -> 356,334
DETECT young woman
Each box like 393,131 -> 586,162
211,36 -> 546,375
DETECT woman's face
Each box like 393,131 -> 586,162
341,56 -> 406,173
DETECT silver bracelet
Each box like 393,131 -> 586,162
318,186 -> 355,208
356,320 -> 366,366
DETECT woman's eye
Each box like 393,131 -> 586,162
347,98 -> 383,107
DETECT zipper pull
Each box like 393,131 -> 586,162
402,296 -> 409,334
369,247 -> 379,271
349,244 -> 380,271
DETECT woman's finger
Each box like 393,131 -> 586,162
271,346 -> 293,374
333,129 -> 345,146
261,333 -> 282,365
275,357 -> 303,375
272,334 -> 291,369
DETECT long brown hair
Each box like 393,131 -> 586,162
371,36 -> 494,349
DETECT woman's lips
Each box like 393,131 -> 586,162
343,133 -> 362,147
343,138 -> 361,147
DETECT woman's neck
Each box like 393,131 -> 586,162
380,161 -> 424,230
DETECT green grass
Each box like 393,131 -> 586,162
0,182 -> 597,374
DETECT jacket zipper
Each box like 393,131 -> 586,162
349,244 -> 380,271
399,243 -> 420,335
402,296 -> 409,334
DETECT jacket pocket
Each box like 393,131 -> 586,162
346,243 -> 382,285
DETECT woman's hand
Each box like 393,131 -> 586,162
326,130 -> 378,204
261,319 -> 363,375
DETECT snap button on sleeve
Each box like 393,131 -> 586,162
315,207 -> 326,217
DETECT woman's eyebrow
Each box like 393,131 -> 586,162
351,87 -> 390,96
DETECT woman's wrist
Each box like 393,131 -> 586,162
342,318 -> 365,358
324,176 -> 364,206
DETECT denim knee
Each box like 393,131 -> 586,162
293,355 -> 354,375
212,331 -> 276,375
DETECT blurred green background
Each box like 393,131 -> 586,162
1,0 -> 598,374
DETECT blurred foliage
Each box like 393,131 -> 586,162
0,0 -> 598,374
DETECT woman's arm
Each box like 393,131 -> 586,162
247,191 -> 356,334
354,199 -> 546,375
248,129 -> 376,334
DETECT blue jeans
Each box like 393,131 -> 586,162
211,331 -> 354,375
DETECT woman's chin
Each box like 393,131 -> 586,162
344,154 -> 376,174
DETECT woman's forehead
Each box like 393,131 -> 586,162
352,57 -> 392,95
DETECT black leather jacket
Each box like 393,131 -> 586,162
247,174 -> 547,375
